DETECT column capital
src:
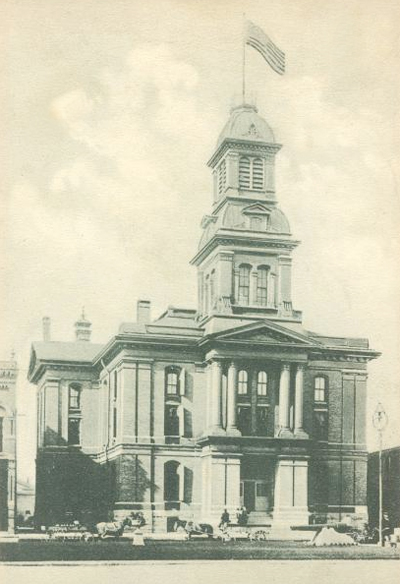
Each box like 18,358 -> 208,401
282,363 -> 291,372
296,363 -> 306,372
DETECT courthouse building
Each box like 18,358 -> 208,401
0,358 -> 17,532
28,104 -> 379,531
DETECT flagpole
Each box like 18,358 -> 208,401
242,14 -> 246,103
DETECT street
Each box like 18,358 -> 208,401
0,560 -> 399,584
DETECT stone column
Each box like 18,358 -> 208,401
210,361 -> 224,435
278,364 -> 292,438
294,364 -> 308,438
250,269 -> 258,305
227,362 -> 241,435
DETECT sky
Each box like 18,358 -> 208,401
1,0 -> 399,482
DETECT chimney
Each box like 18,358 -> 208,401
74,308 -> 92,342
42,317 -> 51,342
137,300 -> 151,324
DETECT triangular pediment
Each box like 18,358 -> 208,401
242,203 -> 272,216
210,320 -> 321,347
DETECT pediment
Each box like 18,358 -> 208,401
242,203 -> 272,216
211,321 -> 320,347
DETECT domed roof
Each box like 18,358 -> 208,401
217,104 -> 275,147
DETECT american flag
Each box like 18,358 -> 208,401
245,21 -> 285,75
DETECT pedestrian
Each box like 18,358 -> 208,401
219,508 -> 230,529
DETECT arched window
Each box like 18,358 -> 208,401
257,266 -> 269,306
252,158 -> 264,190
218,159 -> 226,195
166,369 -> 179,396
238,370 -> 248,395
239,157 -> 251,189
239,157 -> 264,190
314,377 -> 327,402
69,384 -> 81,410
238,264 -> 251,305
257,371 -> 268,396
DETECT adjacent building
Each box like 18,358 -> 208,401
0,358 -> 17,532
368,446 -> 400,531
28,104 -> 379,531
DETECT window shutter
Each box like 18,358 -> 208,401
177,404 -> 185,437
179,368 -> 186,396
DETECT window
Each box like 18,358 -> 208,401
314,376 -> 326,402
238,370 -> 248,395
256,407 -> 268,436
166,369 -> 179,396
237,406 -> 251,435
313,411 -> 328,441
68,418 -> 80,446
164,460 -> 180,503
165,405 -> 179,442
239,157 -> 251,189
252,158 -> 264,190
218,159 -> 226,195
257,371 -> 268,396
239,156 -> 264,190
256,267 -> 269,306
69,385 -> 81,409
113,370 -> 118,401
250,216 -> 262,230
238,264 -> 250,305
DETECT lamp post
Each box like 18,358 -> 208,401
372,402 -> 388,547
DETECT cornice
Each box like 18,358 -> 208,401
208,139 -> 282,168
191,232 -> 300,266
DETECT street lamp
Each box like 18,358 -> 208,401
372,402 -> 388,546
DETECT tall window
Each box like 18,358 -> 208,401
218,159 -> 226,195
257,371 -> 268,396
68,418 -> 81,446
238,264 -> 250,305
237,406 -> 251,435
238,370 -> 248,395
68,384 -> 81,446
239,156 -> 251,189
256,267 -> 269,306
166,369 -> 179,396
69,385 -> 81,409
113,370 -> 118,401
256,407 -> 268,436
239,156 -> 264,190
314,377 -> 326,402
313,411 -> 328,441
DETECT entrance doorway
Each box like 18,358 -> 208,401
240,480 -> 269,512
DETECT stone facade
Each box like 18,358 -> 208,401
0,358 -> 18,532
28,104 -> 379,531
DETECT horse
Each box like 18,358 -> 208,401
96,516 -> 132,540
